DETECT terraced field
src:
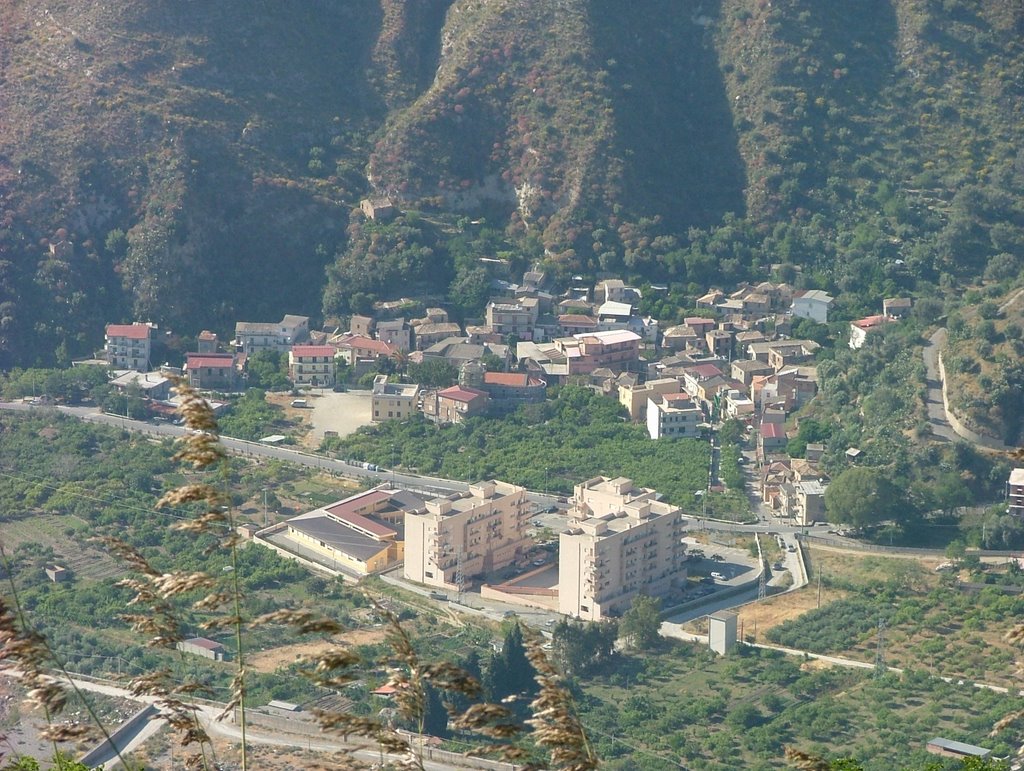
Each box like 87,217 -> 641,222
1,514 -> 125,581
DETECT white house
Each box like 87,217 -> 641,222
790,290 -> 834,324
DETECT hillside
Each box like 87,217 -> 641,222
0,0 -> 1022,366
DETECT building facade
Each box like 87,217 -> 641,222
289,345 -> 337,387
404,481 -> 532,590
235,315 -> 310,354
371,375 -> 420,422
1010,468 -> 1024,518
421,385 -> 489,424
647,394 -> 703,439
559,477 -> 687,621
185,353 -> 239,390
105,323 -> 154,371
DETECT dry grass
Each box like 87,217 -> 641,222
246,629 -> 387,674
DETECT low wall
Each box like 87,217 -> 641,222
480,585 -> 559,612
79,703 -> 158,767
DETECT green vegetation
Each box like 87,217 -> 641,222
576,640 -> 1018,770
323,386 -> 710,507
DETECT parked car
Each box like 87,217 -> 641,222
710,571 -> 725,581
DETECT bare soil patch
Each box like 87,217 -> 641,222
247,628 -> 387,673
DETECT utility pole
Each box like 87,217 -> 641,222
263,488 -> 268,527
817,568 -> 822,609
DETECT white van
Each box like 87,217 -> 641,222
290,399 -> 308,408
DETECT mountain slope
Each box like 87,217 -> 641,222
0,0 -> 1021,366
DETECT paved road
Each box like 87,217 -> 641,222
0,401 -> 563,508
922,328 -> 959,444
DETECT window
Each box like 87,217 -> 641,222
425,571 -> 434,578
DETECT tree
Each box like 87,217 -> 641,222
421,681 -> 450,738
247,350 -> 291,391
824,467 -> 904,527
619,595 -> 662,650
407,359 -> 458,388
485,624 -> 536,703
551,619 -> 618,676
717,419 -> 745,447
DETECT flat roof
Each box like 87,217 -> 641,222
1010,468 -> 1024,485
926,737 -> 991,757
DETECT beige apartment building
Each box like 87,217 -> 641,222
559,477 -> 687,620
371,375 -> 420,422
404,481 -> 533,590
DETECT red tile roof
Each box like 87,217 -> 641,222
184,637 -> 224,650
106,323 -> 151,340
438,385 -> 488,403
483,372 -> 529,387
688,364 -> 723,378
187,353 -> 235,369
760,422 -> 786,439
291,345 -> 336,358
325,490 -> 398,539
664,392 -> 691,403
337,336 -> 394,356
852,315 -> 889,330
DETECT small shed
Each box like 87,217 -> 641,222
925,737 -> 992,760
177,637 -> 228,661
45,564 -> 70,583
266,700 -> 303,717
845,447 -> 863,462
360,197 -> 398,222
708,611 -> 738,655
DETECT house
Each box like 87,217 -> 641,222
724,389 -> 755,420
371,376 -> 420,422
754,367 -> 818,412
661,325 -> 703,353
806,443 -> 825,462
558,314 -> 599,337
597,300 -> 634,329
413,322 -> 463,350
731,359 -> 774,387
696,290 -> 724,309
404,481 -> 532,590
110,371 -> 173,401
421,385 -> 489,424
849,315 -> 890,349
376,319 -> 411,352
684,317 -> 717,337
767,340 -> 819,371
486,299 -> 539,340
479,371 -> 547,413
759,421 -> 788,457
1009,468 -> 1024,518
197,330 -> 218,354
105,323 -> 154,371
647,393 -> 703,439
596,279 -> 636,303
618,378 -> 682,422
780,479 -> 827,525
349,314 -> 375,338
288,345 -> 337,387
235,315 -> 310,355
177,637 -> 227,661
559,477 -> 687,621
360,197 -> 397,221
185,353 -> 241,391
519,330 -> 642,380
333,335 -> 395,364
790,290 -> 834,323
277,487 -> 424,577
705,329 -> 733,357
883,297 -> 913,318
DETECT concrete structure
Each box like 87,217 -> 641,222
723,388 -> 755,420
708,611 -> 738,655
282,487 -> 423,576
185,353 -> 240,391
731,359 -> 774,387
559,477 -> 687,620
790,289 -> 834,323
235,315 -> 310,355
421,385 -> 489,425
1009,468 -> 1024,518
333,334 -> 395,364
404,481 -> 532,590
759,421 -> 788,457
289,345 -> 337,388
647,394 -> 702,439
413,322 -> 463,350
371,375 -> 420,422
105,323 -> 154,371
849,315 -> 890,349
45,564 -> 69,583
177,637 -> 227,661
